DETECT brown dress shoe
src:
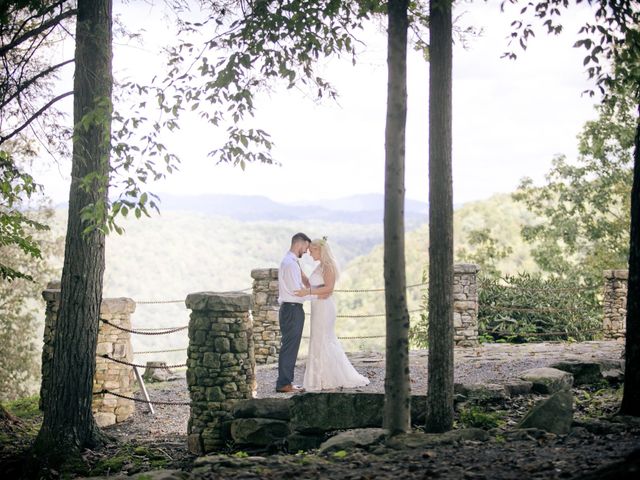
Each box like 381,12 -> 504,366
276,384 -> 304,393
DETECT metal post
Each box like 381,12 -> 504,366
133,365 -> 155,414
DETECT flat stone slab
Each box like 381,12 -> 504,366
319,428 -> 388,454
520,367 -> 574,394
454,383 -> 507,402
290,393 -> 383,433
185,292 -> 253,311
232,398 -> 291,420
386,428 -> 490,449
549,361 -> 604,385
289,393 -> 429,433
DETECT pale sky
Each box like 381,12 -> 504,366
34,0 -> 600,207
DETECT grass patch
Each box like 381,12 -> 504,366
457,406 -> 505,430
4,395 -> 41,419
89,443 -> 170,476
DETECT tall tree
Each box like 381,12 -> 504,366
425,0 -> 454,433
34,0 -> 113,459
622,99 -> 640,415
383,0 -> 411,435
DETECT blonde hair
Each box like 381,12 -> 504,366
311,237 -> 340,281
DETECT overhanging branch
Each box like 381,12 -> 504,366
1,58 -> 74,111
0,90 -> 73,145
0,7 -> 77,57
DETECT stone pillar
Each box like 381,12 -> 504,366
453,264 -> 479,347
250,268 -> 280,364
40,281 -> 61,410
93,298 -> 136,427
603,269 -> 627,340
186,292 -> 255,454
40,282 -> 136,426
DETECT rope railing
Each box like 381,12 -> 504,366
477,283 -> 603,294
303,334 -> 385,340
94,389 -> 191,406
334,281 -> 428,293
100,353 -> 187,369
134,347 -> 188,355
481,305 -> 586,314
100,319 -> 188,335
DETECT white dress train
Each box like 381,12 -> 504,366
303,267 -> 370,392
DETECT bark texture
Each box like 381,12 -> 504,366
621,103 -> 640,416
425,0 -> 454,433
35,0 -> 113,457
383,0 -> 411,435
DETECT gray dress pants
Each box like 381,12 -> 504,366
276,302 -> 305,389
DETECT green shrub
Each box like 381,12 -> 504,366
478,272 -> 602,343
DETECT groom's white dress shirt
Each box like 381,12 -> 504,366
278,251 -> 316,304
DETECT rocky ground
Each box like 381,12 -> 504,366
3,341 -> 640,479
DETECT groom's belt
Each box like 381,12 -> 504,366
281,302 -> 303,307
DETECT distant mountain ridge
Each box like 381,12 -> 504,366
154,193 -> 429,225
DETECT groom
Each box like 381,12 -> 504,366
276,232 -> 317,393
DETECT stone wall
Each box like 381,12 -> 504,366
40,282 -> 136,427
250,269 -> 280,364
603,269 -> 627,340
453,264 -> 480,347
186,292 -> 256,454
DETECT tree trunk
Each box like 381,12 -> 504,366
425,0 -> 454,433
383,0 -> 411,435
34,0 -> 113,458
620,102 -> 640,416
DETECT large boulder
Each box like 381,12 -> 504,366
318,428 -> 388,454
232,398 -> 291,420
230,418 -> 289,446
290,393 -> 384,433
549,361 -> 603,385
517,390 -> 573,434
290,393 -> 429,433
520,367 -> 573,394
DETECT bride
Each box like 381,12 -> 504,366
294,237 -> 370,392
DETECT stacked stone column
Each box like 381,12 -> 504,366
603,269 -> 627,339
250,268 -> 281,364
186,292 -> 256,454
453,264 -> 479,347
40,282 -> 135,427
93,298 -> 136,426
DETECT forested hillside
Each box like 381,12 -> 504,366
40,193 -> 535,360
333,194 -> 538,350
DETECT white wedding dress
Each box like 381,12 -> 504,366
303,267 -> 370,392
